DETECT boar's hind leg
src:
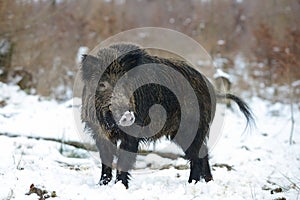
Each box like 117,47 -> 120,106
96,137 -> 117,186
116,136 -> 139,189
183,131 -> 213,183
202,155 -> 213,182
187,155 -> 213,183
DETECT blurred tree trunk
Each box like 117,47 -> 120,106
0,38 -> 13,82
288,79 -> 295,145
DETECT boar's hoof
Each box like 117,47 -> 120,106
99,173 -> 112,186
203,175 -> 213,182
116,171 -> 130,189
188,176 -> 200,184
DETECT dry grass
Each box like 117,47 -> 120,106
0,0 -> 299,101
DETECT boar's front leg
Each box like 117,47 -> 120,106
96,136 -> 117,186
116,135 -> 139,189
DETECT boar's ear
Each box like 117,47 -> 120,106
81,54 -> 99,81
81,54 -> 88,62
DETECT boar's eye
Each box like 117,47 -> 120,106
98,81 -> 110,91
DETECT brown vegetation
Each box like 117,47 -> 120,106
0,0 -> 299,102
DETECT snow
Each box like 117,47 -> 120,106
76,47 -> 89,65
0,82 -> 81,142
196,60 -> 211,67
169,18 -> 175,24
213,69 -> 231,81
213,56 -> 230,69
217,40 -> 226,46
292,80 -> 300,87
0,82 -> 300,199
0,39 -> 11,55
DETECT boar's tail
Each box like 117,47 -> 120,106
216,93 -> 255,130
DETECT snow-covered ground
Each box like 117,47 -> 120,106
0,82 -> 299,200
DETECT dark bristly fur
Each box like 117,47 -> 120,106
216,93 -> 255,130
81,43 -> 255,189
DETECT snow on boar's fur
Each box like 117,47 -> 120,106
80,43 -> 254,189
